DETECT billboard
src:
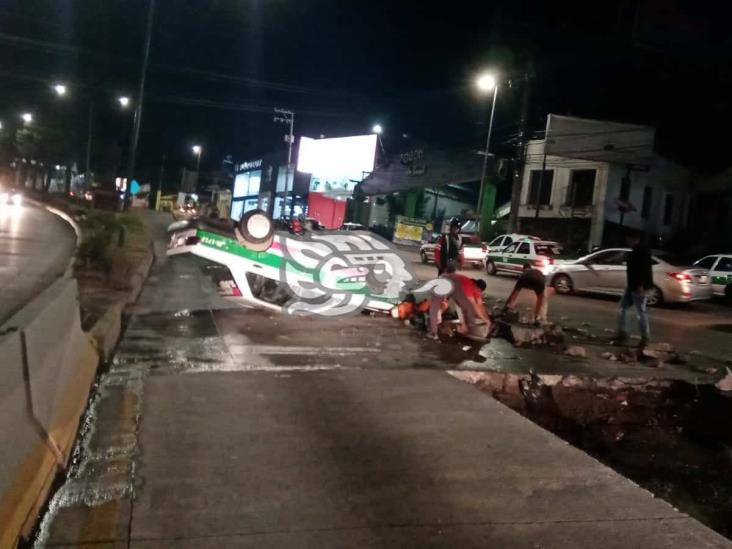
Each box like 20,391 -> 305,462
297,134 -> 377,194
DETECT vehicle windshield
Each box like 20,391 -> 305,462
535,244 -> 562,257
461,220 -> 478,233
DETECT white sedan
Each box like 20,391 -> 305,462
547,248 -> 713,306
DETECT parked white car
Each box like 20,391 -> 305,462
693,254 -> 732,298
484,239 -> 562,277
548,248 -> 713,306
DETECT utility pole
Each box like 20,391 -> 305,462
273,108 -> 295,218
125,0 -> 156,210
85,102 -> 94,187
155,153 -> 165,211
535,135 -> 549,219
508,61 -> 534,233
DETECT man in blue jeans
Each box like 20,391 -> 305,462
612,229 -> 653,346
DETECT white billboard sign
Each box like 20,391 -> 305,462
297,134 -> 377,194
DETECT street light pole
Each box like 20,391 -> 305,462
125,0 -> 156,209
476,83 -> 498,214
85,102 -> 94,187
274,108 -> 295,218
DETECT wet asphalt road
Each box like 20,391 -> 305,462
38,214 -> 732,548
408,252 -> 732,361
0,204 -> 76,325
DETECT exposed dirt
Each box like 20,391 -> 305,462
464,371 -> 732,539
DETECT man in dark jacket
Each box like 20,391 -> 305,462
614,229 -> 653,345
434,217 -> 464,275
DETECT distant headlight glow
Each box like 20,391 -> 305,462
11,193 -> 22,206
0,192 -> 8,205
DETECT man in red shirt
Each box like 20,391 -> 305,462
428,273 -> 490,339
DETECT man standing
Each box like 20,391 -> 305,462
434,217 -> 464,276
613,229 -> 653,345
427,273 -> 490,339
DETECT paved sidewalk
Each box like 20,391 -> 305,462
127,368 -> 729,548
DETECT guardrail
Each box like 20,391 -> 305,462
0,276 -> 98,548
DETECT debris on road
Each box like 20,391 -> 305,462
716,368 -> 732,393
564,345 -> 587,358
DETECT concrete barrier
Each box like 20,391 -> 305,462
0,277 -> 98,548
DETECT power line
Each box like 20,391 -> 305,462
0,31 -> 370,101
151,95 -> 363,120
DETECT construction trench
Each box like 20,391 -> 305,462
437,308 -> 732,540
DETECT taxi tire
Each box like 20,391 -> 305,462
235,209 -> 275,251
485,260 -> 497,276
725,285 -> 732,300
420,250 -> 428,263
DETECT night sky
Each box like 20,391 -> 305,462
2,0 -> 731,188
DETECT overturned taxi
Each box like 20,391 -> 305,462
167,211 -> 415,316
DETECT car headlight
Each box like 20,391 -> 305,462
0,193 -> 8,205
11,193 -> 22,206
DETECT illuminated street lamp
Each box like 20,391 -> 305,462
372,123 -> 383,135
53,83 -> 68,96
21,112 -> 33,125
476,73 -> 497,93
475,71 -> 499,214
192,145 -> 202,172
118,96 -> 131,108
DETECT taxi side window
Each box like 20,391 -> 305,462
503,243 -> 519,254
717,257 -> 732,272
517,242 -> 531,254
694,256 -> 718,270
489,236 -> 504,247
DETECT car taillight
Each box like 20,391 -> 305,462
231,286 -> 242,297
185,236 -> 200,245
668,272 -> 691,282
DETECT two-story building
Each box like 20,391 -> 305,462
513,114 -> 693,251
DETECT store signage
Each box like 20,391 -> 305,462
236,159 -> 263,172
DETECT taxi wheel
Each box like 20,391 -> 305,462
485,260 -> 497,276
420,250 -> 428,263
235,209 -> 275,251
645,285 -> 664,307
552,274 -> 573,295
725,285 -> 732,300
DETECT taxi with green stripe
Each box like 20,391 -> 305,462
483,239 -> 562,277
693,254 -> 732,298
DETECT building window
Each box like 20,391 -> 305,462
641,186 -> 652,219
663,194 -> 674,226
620,174 -> 631,202
528,169 -> 554,206
567,169 -> 596,207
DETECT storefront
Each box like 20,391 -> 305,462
229,134 -> 377,227
230,154 -> 309,221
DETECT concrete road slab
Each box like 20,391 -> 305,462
130,369 -> 729,547
130,518 -> 728,549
